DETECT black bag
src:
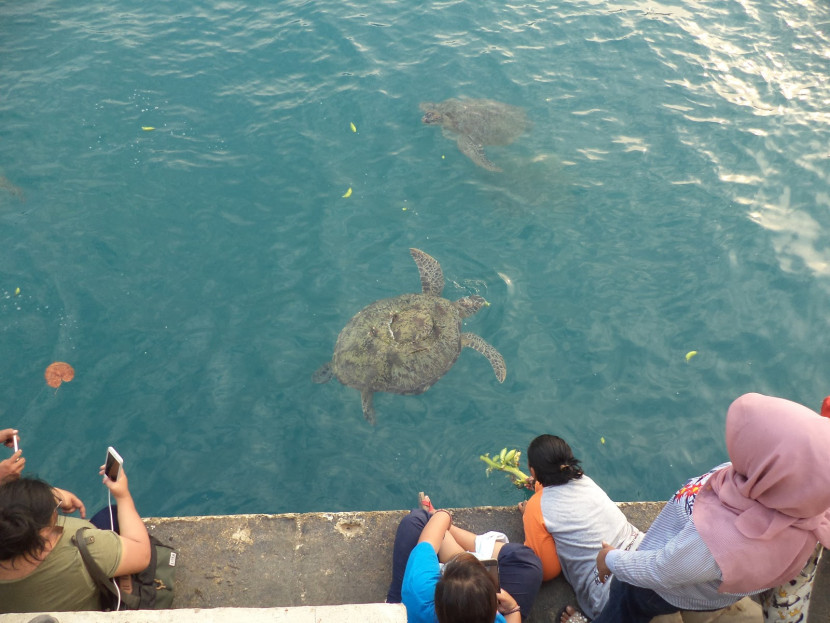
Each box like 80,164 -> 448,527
74,527 -> 177,610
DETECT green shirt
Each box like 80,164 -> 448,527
0,516 -> 122,613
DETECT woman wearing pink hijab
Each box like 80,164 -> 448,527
560,393 -> 830,623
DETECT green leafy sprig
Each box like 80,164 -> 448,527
480,447 -> 532,489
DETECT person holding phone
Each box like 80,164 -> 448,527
388,495 -> 542,623
0,451 -> 152,612
0,428 -> 24,484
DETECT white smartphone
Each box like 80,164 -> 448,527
105,446 -> 123,481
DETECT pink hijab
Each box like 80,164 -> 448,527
693,393 -> 830,594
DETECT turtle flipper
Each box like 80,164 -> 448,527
312,362 -> 333,384
461,333 -> 506,382
410,248 -> 444,297
361,389 -> 377,425
457,135 -> 501,172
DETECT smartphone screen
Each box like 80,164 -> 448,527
482,558 -> 500,590
105,446 -> 123,481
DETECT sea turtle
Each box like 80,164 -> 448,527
420,98 -> 528,172
313,248 -> 506,424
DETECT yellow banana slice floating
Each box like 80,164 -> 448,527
14,287 -> 20,296
141,126 -> 155,131
342,187 -> 352,198
350,122 -> 356,132
685,350 -> 698,362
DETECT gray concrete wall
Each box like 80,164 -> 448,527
139,503 -> 827,622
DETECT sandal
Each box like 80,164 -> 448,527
418,491 -> 436,514
558,606 -> 589,623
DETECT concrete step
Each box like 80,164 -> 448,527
0,604 -> 407,623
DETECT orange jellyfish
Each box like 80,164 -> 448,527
45,362 -> 75,388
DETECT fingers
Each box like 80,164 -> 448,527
101,467 -> 130,500
8,451 -> 24,471
1,429 -> 19,448
0,454 -> 25,485
72,494 -> 87,518
496,588 -> 518,612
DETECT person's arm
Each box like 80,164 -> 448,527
100,465 -> 151,576
521,493 -> 561,581
601,522 -> 721,590
0,429 -> 23,484
0,428 -> 18,448
0,451 -> 24,484
52,487 -> 86,518
418,509 -> 454,551
497,588 -> 522,622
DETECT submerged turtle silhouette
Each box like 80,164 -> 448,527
420,98 -> 528,172
313,248 -> 506,424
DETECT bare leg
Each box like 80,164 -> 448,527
448,525 -> 477,552
448,524 -> 504,558
437,530 -> 465,563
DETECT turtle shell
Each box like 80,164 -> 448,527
331,292 -> 462,395
420,98 -> 528,146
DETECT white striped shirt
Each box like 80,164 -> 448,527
605,463 -> 761,610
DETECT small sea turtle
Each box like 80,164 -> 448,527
313,248 -> 506,424
420,98 -> 528,172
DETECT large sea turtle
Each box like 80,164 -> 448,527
313,248 -> 506,424
420,98 -> 528,172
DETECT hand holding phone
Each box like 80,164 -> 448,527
105,446 -> 123,482
1,429 -> 19,450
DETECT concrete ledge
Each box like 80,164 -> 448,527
0,604 -> 407,623
134,502 -> 668,614
0,504 -> 826,622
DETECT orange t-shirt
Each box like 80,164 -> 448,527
522,486 -> 561,581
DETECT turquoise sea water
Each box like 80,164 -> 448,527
1,0 -> 828,517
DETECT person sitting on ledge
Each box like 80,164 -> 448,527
519,434 -> 644,620
561,392 -> 830,623
387,494 -> 543,623
0,464 -> 151,612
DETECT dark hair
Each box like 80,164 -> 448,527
434,553 -> 498,623
527,434 -> 584,487
0,477 -> 57,564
